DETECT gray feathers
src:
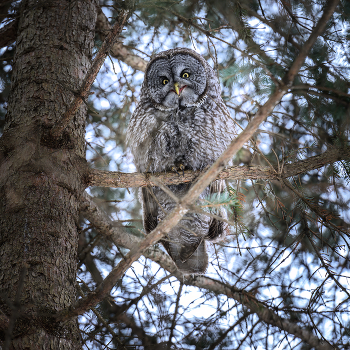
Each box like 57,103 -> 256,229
126,48 -> 236,274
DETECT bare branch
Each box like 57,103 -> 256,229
0,19 -> 18,49
306,231 -> 350,298
79,257 -> 171,349
96,7 -> 147,72
76,283 -> 128,350
207,313 -> 252,350
292,84 -> 350,98
282,178 -> 350,238
283,0 -> 340,85
87,147 -> 350,189
60,90 -> 288,319
50,10 -> 130,138
167,282 -> 183,348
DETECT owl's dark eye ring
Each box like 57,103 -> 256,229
181,72 -> 190,78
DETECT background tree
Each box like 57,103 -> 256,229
0,0 -> 349,349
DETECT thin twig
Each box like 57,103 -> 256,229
76,282 -> 127,350
167,282 -> 183,348
306,227 -> 350,298
282,178 -> 350,240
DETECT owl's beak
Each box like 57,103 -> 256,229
174,82 -> 180,95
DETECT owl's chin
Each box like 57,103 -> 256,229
160,92 -> 179,109
157,89 -> 201,110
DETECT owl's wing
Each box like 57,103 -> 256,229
207,219 -> 225,240
206,180 -> 227,241
141,187 -> 158,233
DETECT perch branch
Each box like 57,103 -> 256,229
50,9 -> 130,138
87,146 -> 350,188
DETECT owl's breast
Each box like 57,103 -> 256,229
146,112 -> 218,172
128,101 -> 233,173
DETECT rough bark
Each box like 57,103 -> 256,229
0,0 -> 97,349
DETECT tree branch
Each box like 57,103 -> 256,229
0,19 -> 18,49
76,284 -> 128,350
78,256 -> 170,349
59,95 -> 287,320
283,0 -> 340,85
96,7 -> 147,72
207,313 -> 252,350
87,146 -> 350,188
50,9 -> 130,138
167,282 -> 183,348
292,84 -> 350,99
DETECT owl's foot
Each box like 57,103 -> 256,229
179,164 -> 185,176
171,164 -> 185,177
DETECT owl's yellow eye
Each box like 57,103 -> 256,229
162,79 -> 169,85
182,72 -> 190,78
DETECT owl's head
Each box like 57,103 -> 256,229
144,48 -> 210,110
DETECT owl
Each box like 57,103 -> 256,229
126,48 -> 236,274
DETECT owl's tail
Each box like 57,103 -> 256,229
162,237 -> 208,275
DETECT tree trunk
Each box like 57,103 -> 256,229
0,0 -> 97,348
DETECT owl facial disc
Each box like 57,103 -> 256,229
145,49 -> 208,110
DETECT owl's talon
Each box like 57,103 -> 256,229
171,166 -> 180,176
179,164 -> 185,177
171,164 -> 185,177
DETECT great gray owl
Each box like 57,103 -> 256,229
126,48 -> 236,274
